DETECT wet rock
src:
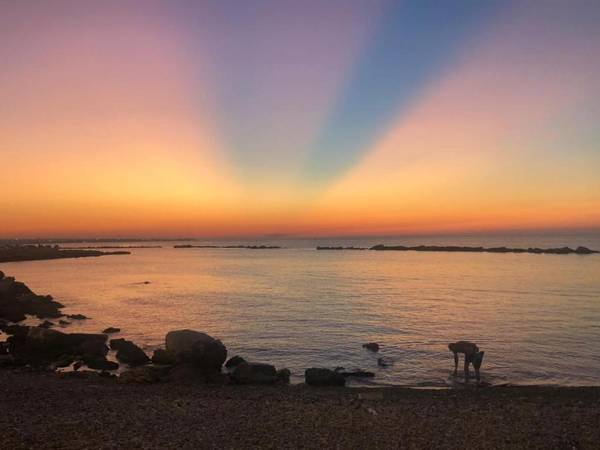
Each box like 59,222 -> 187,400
4,324 -> 29,337
231,362 -> 278,385
305,368 -> 346,387
363,342 -> 380,352
151,349 -> 176,366
102,327 -> 120,334
67,314 -> 88,320
377,356 -> 393,367
225,355 -> 246,369
165,329 -> 227,371
276,368 -> 291,384
110,338 -> 149,366
83,355 -> 119,371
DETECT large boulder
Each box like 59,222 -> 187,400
231,362 -> 278,385
110,338 -> 149,366
305,368 -> 346,387
165,329 -> 227,371
151,349 -> 176,365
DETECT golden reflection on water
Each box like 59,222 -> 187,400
2,243 -> 599,386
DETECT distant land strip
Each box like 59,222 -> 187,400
0,245 -> 131,263
66,246 -> 162,249
174,245 -> 282,249
317,245 -> 598,255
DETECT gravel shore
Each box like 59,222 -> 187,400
1,369 -> 598,449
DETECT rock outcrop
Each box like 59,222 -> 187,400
109,338 -> 149,366
231,362 -> 278,385
165,329 -> 227,371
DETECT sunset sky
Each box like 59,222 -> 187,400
1,1 -> 599,238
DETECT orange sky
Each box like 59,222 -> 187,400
1,1 -> 599,238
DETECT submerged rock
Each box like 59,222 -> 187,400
377,356 -> 393,367
67,314 -> 88,320
363,342 -> 380,352
102,327 -> 120,334
165,329 -> 227,371
225,355 -> 246,369
110,338 -> 149,366
305,368 -> 346,387
231,362 -> 278,385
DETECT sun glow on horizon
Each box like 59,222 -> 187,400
1,1 -> 599,238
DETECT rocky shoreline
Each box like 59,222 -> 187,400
0,245 -> 130,263
2,271 -> 600,448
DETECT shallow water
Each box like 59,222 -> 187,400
2,234 -> 600,387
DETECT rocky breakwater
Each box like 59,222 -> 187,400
0,245 -> 130,263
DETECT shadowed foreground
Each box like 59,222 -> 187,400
1,369 -> 598,449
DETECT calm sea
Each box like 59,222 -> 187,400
2,233 -> 599,387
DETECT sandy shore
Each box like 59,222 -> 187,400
1,369 -> 598,449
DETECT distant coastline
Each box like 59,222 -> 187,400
317,244 -> 598,255
0,245 -> 130,263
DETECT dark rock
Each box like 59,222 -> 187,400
110,338 -> 149,366
67,314 -> 88,320
225,355 -> 246,369
276,368 -> 291,384
59,319 -> 70,326
102,327 -> 120,334
0,318 -> 8,330
363,342 -> 380,352
73,361 -> 84,371
4,324 -> 29,337
377,356 -> 393,367
109,338 -> 126,350
231,362 -> 278,385
165,329 -> 227,371
83,355 -> 119,371
0,271 -> 4,280
151,349 -> 176,366
39,320 -> 55,329
0,276 -> 64,320
305,368 -> 346,387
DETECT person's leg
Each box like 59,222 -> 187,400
453,352 -> 458,376
464,355 -> 471,382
